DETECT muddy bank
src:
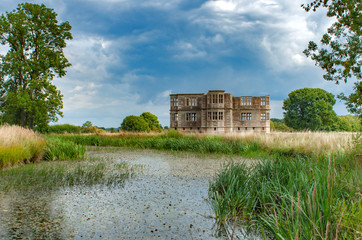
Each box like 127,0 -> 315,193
0,148 -> 255,239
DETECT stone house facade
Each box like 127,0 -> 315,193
170,90 -> 271,133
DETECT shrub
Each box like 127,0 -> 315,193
121,115 -> 150,132
48,124 -> 80,134
140,112 -> 162,131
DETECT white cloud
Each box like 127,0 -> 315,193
191,0 -> 334,71
172,40 -> 207,60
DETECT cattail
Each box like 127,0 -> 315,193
308,195 -> 312,216
312,181 -> 316,212
274,208 -> 279,230
325,221 -> 330,240
335,207 -> 346,240
294,229 -> 299,240
297,192 -> 300,223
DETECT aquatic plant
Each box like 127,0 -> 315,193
208,154 -> 362,239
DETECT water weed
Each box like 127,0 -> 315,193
208,154 -> 361,239
0,158 -> 133,192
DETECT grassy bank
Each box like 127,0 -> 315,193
208,151 -> 361,239
47,130 -> 354,158
0,125 -> 86,169
0,125 -> 46,168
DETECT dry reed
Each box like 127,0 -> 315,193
0,125 -> 46,168
213,131 -> 352,155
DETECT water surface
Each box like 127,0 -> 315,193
0,148 -> 254,239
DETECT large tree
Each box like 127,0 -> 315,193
140,112 -> 162,131
0,3 -> 72,129
121,115 -> 150,132
283,88 -> 337,131
302,0 -> 361,116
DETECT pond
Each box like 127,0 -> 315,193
0,148 -> 255,239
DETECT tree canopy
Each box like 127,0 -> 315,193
140,112 -> 162,131
283,88 -> 338,131
0,3 -> 72,130
302,0 -> 361,117
121,115 -> 150,132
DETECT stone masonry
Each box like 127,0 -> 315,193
170,90 -> 271,133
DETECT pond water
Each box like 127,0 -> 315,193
0,148 -> 255,239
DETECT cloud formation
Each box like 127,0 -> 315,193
0,0 -> 351,127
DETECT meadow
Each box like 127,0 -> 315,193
0,125 -> 360,239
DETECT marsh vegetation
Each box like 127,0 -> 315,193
0,125 -> 361,239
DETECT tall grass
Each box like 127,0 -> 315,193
49,130 -> 354,157
0,125 -> 46,168
43,137 -> 86,161
208,154 -> 362,239
0,160 -> 135,192
0,125 -> 87,169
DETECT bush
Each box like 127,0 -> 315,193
140,112 -> 162,131
121,115 -> 150,132
48,124 -> 80,134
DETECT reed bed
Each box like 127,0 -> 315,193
0,125 -> 46,168
49,130 -> 355,157
203,131 -> 353,155
209,155 -> 361,239
0,159 -> 134,192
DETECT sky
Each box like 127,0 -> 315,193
0,0 -> 355,128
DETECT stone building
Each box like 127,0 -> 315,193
170,90 -> 270,133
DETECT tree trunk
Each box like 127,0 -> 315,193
28,116 -> 34,129
20,108 -> 26,128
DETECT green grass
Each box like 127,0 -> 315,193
0,159 -> 135,192
0,125 -> 46,169
208,154 -> 362,239
43,137 -> 86,161
46,133 -> 267,159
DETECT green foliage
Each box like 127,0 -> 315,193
82,121 -> 92,128
270,118 -> 294,132
0,160 -> 132,192
0,3 -> 72,130
209,154 -> 361,239
140,112 -> 162,131
43,137 -> 86,161
338,81 -> 362,116
121,115 -> 150,132
47,124 -> 80,134
283,88 -> 338,131
302,0 -> 361,116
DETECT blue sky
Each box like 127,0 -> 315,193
0,0 -> 355,128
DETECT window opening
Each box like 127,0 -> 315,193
213,112 -> 218,120
191,113 -> 196,121
247,113 -> 252,120
191,98 -> 197,106
261,113 -> 266,120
